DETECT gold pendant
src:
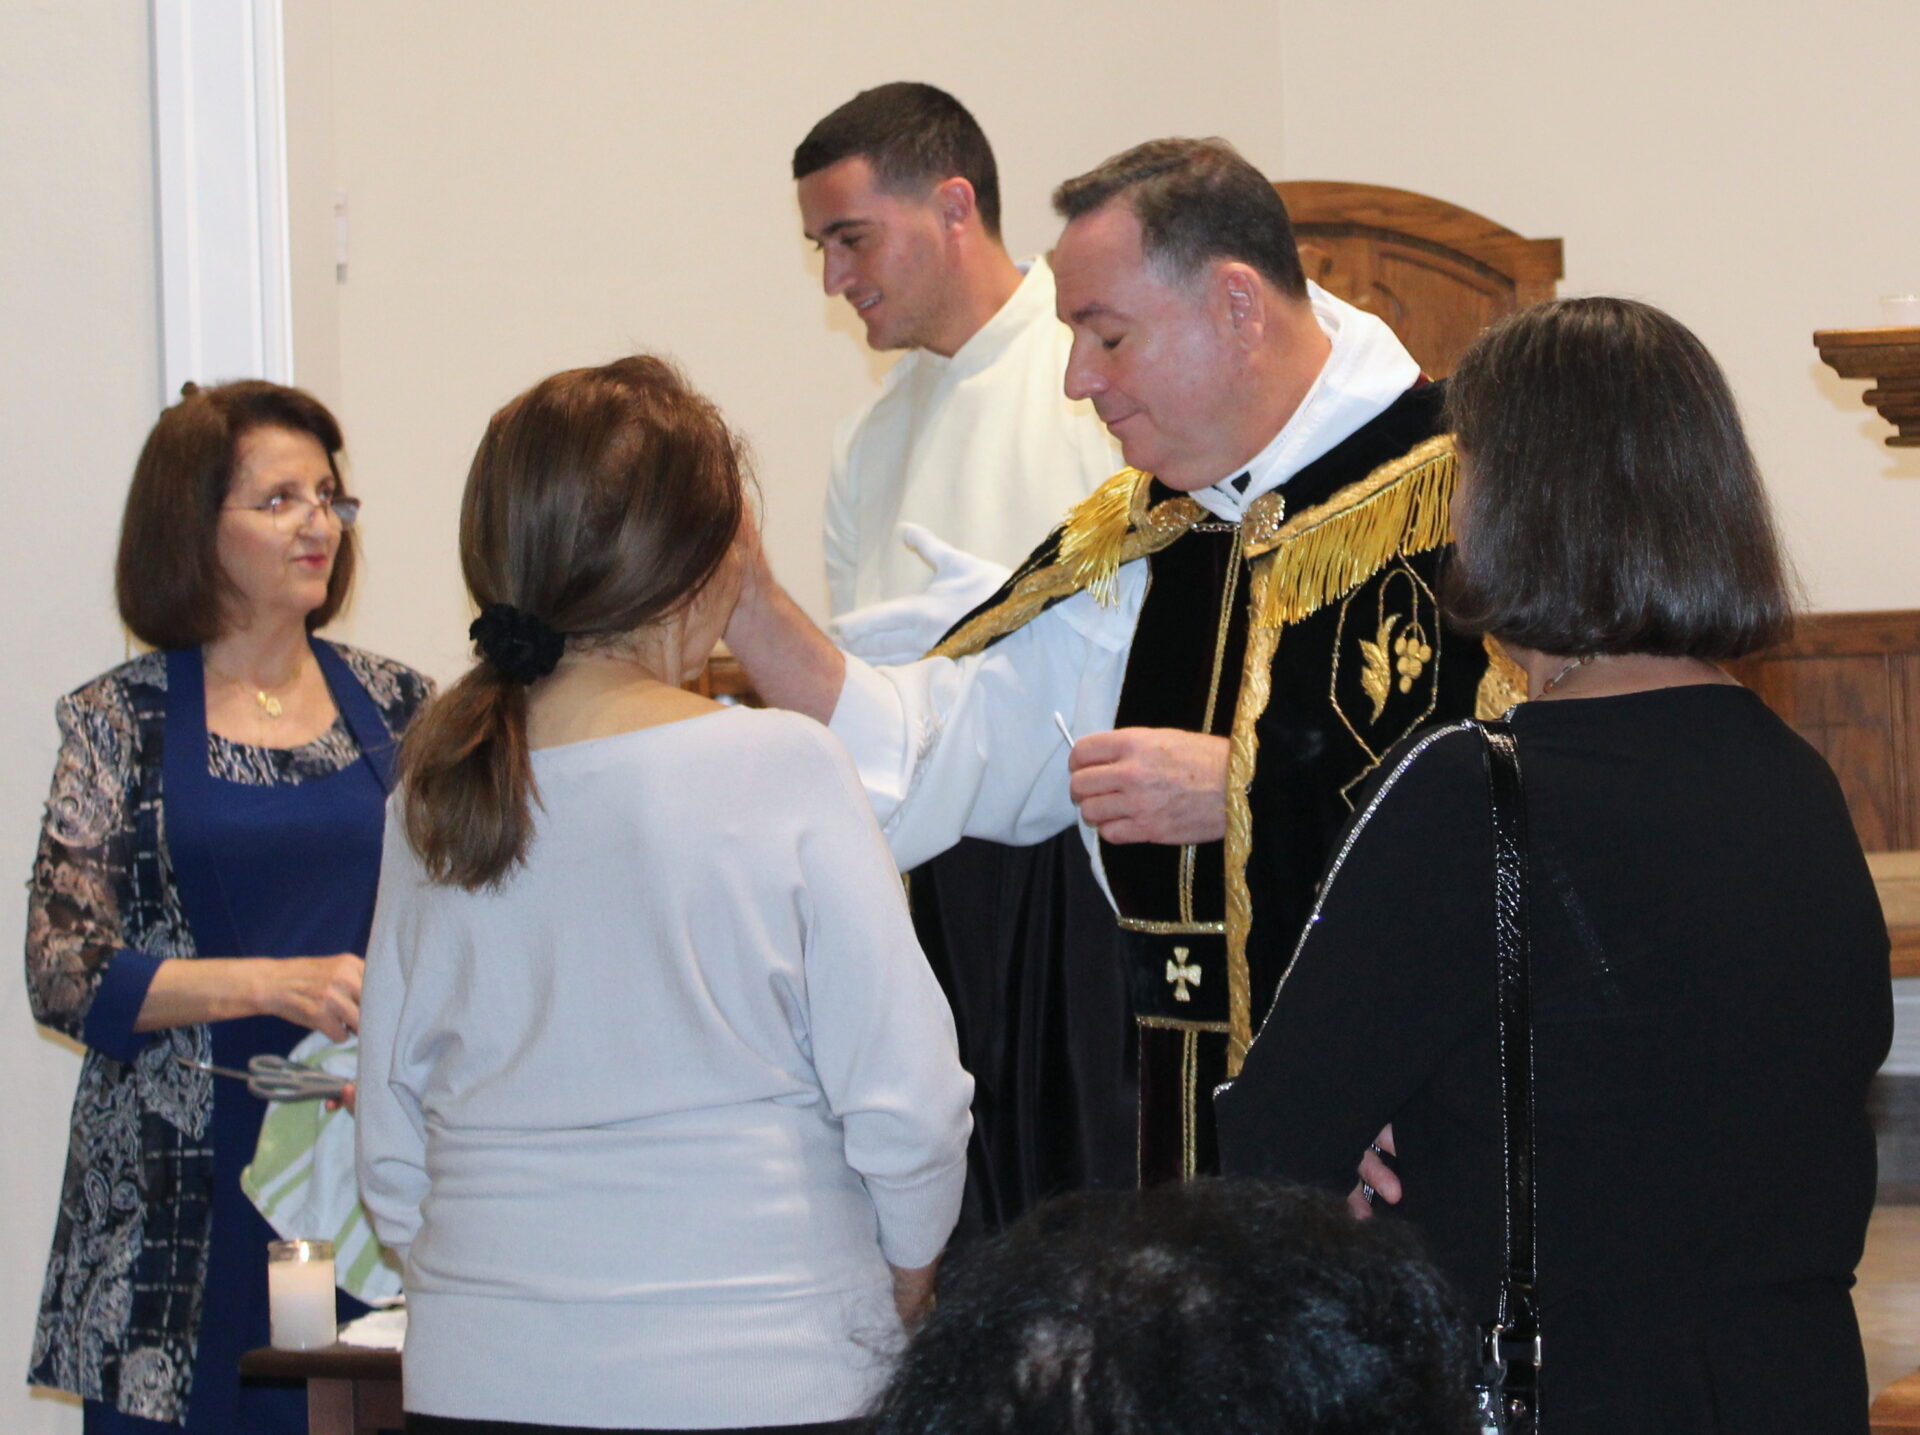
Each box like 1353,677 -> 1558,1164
256,690 -> 283,720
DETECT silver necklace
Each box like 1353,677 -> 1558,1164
1537,654 -> 1594,697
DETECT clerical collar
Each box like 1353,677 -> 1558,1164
1186,283 -> 1421,524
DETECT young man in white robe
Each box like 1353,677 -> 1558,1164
794,82 -> 1119,661
793,85 -> 1134,1237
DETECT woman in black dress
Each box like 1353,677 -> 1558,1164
1216,297 -> 1891,1433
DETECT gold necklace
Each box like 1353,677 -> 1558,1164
206,657 -> 303,720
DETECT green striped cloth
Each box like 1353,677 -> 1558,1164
241,1033 -> 403,1303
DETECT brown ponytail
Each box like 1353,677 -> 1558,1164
398,355 -> 747,890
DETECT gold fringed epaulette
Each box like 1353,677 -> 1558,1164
1476,635 -> 1529,718
1245,434 -> 1457,629
929,469 -> 1201,661
1058,468 -> 1152,608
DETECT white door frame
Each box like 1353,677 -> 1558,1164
150,0 -> 293,401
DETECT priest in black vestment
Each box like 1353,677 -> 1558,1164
727,137 -> 1520,1210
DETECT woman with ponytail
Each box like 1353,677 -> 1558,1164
355,356 -> 973,1435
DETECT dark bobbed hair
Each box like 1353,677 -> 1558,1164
1052,137 -> 1306,300
791,81 -> 1004,239
115,380 -> 355,648
398,355 -> 748,891
1444,297 -> 1793,659
866,1181 -> 1478,1435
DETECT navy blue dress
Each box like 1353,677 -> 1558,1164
86,643 -> 401,1435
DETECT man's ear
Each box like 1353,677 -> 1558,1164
1218,262 -> 1267,349
934,176 -> 978,232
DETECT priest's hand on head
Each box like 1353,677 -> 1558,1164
1067,728 -> 1229,845
727,514 -> 775,616
720,514 -> 845,725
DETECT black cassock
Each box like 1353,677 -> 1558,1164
909,381 -> 1519,1238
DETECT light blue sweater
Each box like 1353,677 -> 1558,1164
357,707 -> 973,1428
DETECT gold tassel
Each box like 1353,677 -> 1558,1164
1476,636 -> 1529,718
1245,436 -> 1457,628
1059,468 -> 1151,609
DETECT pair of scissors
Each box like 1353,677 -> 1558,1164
172,1053 -> 350,1103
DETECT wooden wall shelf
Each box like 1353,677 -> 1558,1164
1814,327 -> 1920,448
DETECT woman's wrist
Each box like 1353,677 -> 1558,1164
134,956 -> 272,1031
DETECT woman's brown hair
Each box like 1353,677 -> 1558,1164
1443,296 -> 1792,659
116,380 -> 356,647
398,355 -> 747,891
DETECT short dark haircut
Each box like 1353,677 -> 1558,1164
1444,296 -> 1793,659
791,82 -> 1003,239
1052,138 -> 1306,300
116,380 -> 356,649
866,1181 -> 1478,1435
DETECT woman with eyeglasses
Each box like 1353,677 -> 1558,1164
24,380 -> 430,1434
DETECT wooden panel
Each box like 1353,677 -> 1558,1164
1874,1370 -> 1920,1433
1759,654 -> 1903,849
1727,612 -> 1920,973
1277,180 -> 1564,378
685,649 -> 760,707
1725,611 -> 1920,853
1294,236 -> 1515,378
1896,649 -> 1912,841
1874,852 -> 1920,978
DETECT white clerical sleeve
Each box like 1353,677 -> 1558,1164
828,563 -> 1144,876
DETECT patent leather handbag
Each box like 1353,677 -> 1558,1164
1472,720 -> 1541,1434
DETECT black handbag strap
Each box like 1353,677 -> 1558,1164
1478,719 -> 1542,1383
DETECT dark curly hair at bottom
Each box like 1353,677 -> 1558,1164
865,1180 -> 1478,1435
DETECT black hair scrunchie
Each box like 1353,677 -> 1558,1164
469,603 -> 566,685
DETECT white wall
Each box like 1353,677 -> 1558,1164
310,0 -> 1289,679
1274,0 -> 1920,611
0,2 -> 161,1430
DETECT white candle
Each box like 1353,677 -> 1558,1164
267,1239 -> 338,1351
1881,294 -> 1920,328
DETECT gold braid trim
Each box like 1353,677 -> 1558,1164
928,470 -> 1203,661
1223,551 -> 1280,1077
1222,432 -> 1458,1076
1243,435 -> 1457,626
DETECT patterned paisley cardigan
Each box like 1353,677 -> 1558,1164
24,645 -> 429,1423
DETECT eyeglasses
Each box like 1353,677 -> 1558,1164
223,492 -> 363,530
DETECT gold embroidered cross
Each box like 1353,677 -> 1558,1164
1166,947 -> 1201,1003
